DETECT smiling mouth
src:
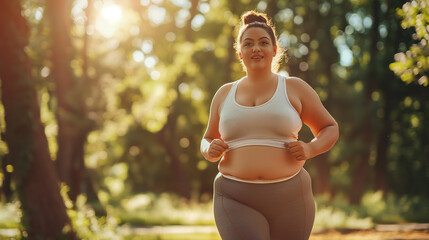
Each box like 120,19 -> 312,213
251,56 -> 264,59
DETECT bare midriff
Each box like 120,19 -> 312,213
218,145 -> 305,180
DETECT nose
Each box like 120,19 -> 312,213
252,45 -> 261,52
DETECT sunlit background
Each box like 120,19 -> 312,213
1,0 -> 429,239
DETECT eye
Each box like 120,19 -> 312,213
261,41 -> 269,45
244,42 -> 252,47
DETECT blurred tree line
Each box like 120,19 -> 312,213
0,0 -> 428,238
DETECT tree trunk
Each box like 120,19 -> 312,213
302,2 -> 336,196
224,2 -> 239,84
349,0 -> 380,204
46,0 -> 74,186
375,97 -> 391,192
265,0 -> 278,22
225,29 -> 236,84
79,0 -> 105,214
313,44 -> 336,196
0,1 -> 74,239
185,0 -> 199,41
46,0 -> 88,202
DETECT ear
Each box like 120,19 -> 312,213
273,45 -> 277,56
239,52 -> 242,59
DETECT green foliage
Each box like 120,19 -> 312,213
116,193 -> 214,226
59,185 -> 122,240
0,201 -> 21,229
67,197 -> 121,240
315,191 -> 429,229
390,0 -> 429,86
2,191 -> 429,238
1,2 -> 428,235
314,194 -> 374,230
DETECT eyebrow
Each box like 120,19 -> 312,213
243,36 -> 270,41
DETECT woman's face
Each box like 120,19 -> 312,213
239,27 -> 277,72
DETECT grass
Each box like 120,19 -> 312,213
0,191 -> 428,239
115,193 -> 214,226
0,201 -> 21,229
123,233 -> 221,240
115,191 -> 429,229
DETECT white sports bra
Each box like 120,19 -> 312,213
219,74 -> 302,151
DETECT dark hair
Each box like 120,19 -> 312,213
234,11 -> 285,72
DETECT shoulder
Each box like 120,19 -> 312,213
284,76 -> 317,97
216,81 -> 235,96
209,81 -> 235,111
285,76 -> 312,89
212,82 -> 234,102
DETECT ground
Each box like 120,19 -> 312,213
118,225 -> 429,240
310,229 -> 429,240
1,225 -> 429,239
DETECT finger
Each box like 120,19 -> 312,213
218,142 -> 229,149
285,142 -> 295,148
213,139 -> 228,149
209,149 -> 223,157
291,152 -> 301,157
286,143 -> 301,151
212,143 -> 227,152
286,141 -> 300,146
289,147 -> 302,154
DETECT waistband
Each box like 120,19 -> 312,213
225,138 -> 296,152
220,168 -> 302,184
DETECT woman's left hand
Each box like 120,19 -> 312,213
285,141 -> 313,161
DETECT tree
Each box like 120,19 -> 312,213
348,0 -> 381,204
0,1 -> 74,239
390,0 -> 429,86
46,0 -> 94,203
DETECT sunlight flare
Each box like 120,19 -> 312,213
95,4 -> 123,38
101,5 -> 122,23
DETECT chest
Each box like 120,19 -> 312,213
234,80 -> 302,114
234,81 -> 278,107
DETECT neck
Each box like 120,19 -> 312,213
245,68 -> 275,84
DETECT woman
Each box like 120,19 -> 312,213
201,10 -> 339,240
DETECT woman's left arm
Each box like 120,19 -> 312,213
285,78 -> 339,161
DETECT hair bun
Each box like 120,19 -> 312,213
242,11 -> 268,25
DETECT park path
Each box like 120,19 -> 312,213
310,229 -> 429,240
116,223 -> 429,239
310,223 -> 429,240
1,223 -> 428,239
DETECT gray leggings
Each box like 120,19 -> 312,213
213,168 -> 315,240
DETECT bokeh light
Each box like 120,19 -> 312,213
95,3 -> 123,38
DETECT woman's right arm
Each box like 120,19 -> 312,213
201,84 -> 231,162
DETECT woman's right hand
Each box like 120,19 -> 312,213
208,139 -> 229,159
